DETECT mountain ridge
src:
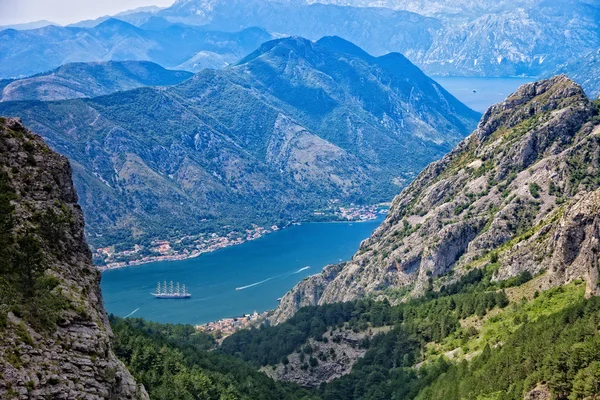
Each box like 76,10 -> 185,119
0,19 -> 274,78
0,60 -> 193,102
0,36 -> 479,262
120,0 -> 600,78
271,75 -> 600,323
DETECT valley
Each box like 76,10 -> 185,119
1,1 -> 600,399
0,36 -> 478,256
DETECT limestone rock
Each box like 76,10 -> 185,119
271,75 -> 600,323
0,118 -> 147,399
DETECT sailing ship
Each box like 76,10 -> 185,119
151,281 -> 191,299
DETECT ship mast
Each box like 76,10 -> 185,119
176,282 -> 180,295
182,284 -> 186,295
169,281 -> 174,294
156,282 -> 161,294
163,281 -> 167,295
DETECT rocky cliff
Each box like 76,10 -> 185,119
272,75 -> 600,323
0,118 -> 146,399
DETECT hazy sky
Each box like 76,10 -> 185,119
0,0 -> 176,26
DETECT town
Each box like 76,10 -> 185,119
94,204 -> 388,270
195,310 -> 268,338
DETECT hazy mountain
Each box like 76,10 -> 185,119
557,48 -> 600,99
0,36 -> 479,250
121,0 -> 441,60
0,20 -> 58,30
420,0 -> 600,77
303,0 -> 538,17
0,18 -> 274,78
273,75 -> 600,322
0,60 -> 192,102
121,0 -> 600,77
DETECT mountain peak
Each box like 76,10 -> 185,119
94,17 -> 141,33
476,75 -> 588,142
316,35 -> 372,59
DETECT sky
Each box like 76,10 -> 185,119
0,0 -> 176,26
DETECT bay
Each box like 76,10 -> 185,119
101,216 -> 384,325
435,76 -> 534,113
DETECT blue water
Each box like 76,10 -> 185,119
101,217 -> 384,325
435,77 -> 534,113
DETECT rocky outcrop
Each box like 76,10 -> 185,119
271,76 -> 600,323
0,118 -> 147,399
262,327 -> 378,388
524,384 -> 552,400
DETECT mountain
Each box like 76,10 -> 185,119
101,75 -> 600,400
0,117 -> 146,398
557,48 -> 600,99
0,36 -> 479,257
0,61 -> 193,102
420,0 -> 600,77
122,0 -> 600,78
304,0 -> 536,17
0,20 -> 58,31
130,0 -> 441,61
272,75 -> 600,323
0,19 -> 274,78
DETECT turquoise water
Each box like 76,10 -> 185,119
435,77 -> 533,113
101,217 -> 384,325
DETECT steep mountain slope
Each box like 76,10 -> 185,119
272,75 -> 600,323
420,1 -> 600,77
557,48 -> 600,99
0,118 -> 146,399
124,0 -> 600,77
0,19 -> 274,78
0,61 -> 192,102
0,36 -> 479,255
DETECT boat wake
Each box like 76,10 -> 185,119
236,266 -> 311,291
236,277 -> 274,291
124,308 -> 140,318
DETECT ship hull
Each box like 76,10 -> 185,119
151,294 -> 192,299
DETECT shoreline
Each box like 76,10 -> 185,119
97,211 -> 387,272
96,228 -> 275,272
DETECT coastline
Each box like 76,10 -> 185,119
96,228 -> 276,272
96,206 -> 388,272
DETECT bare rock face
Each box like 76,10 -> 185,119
0,118 -> 147,399
271,75 -> 600,323
262,328 -> 375,388
524,384 -> 552,400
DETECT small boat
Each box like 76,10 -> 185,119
151,281 -> 191,299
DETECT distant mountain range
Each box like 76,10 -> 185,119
115,0 -> 600,78
0,20 -> 57,30
2,0 -> 597,79
0,19 -> 274,78
0,36 -> 479,250
0,61 -> 192,102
